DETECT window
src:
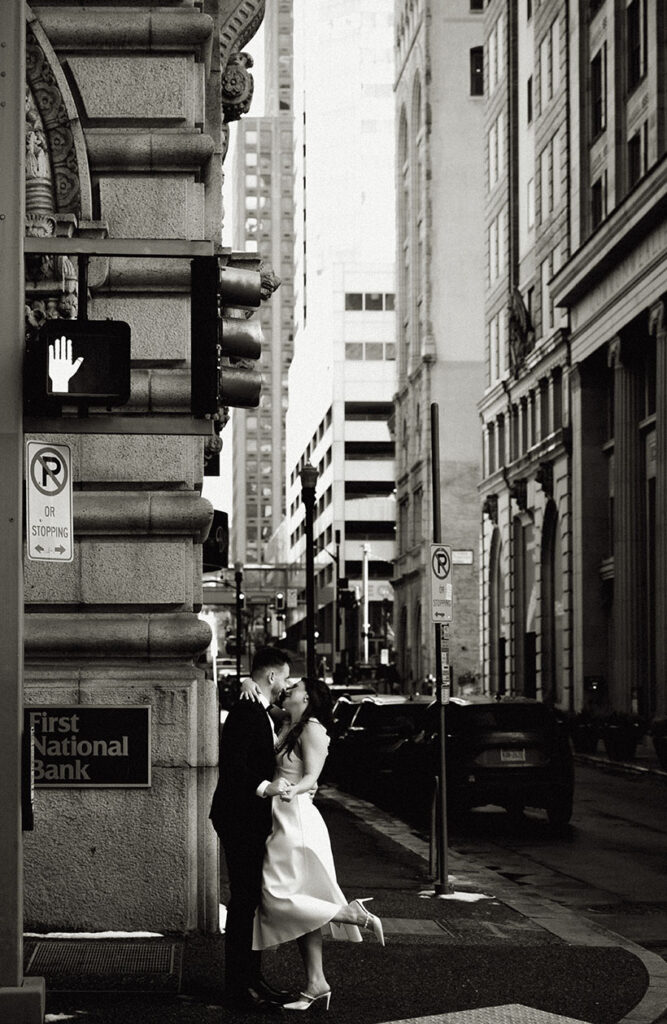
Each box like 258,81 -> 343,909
627,0 -> 646,91
527,75 -> 533,123
527,177 -> 535,228
591,45 -> 607,137
540,19 -> 561,112
540,142 -> 552,223
345,343 -> 363,360
591,173 -> 606,228
541,255 -> 553,337
489,122 -> 498,187
489,217 -> 499,282
527,0 -> 532,18
470,47 -> 484,96
470,0 -> 484,9
628,131 -> 642,187
345,293 -> 363,310
489,315 -> 499,385
365,293 -> 383,311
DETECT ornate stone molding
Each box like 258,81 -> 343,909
219,0 -> 266,123
509,477 -> 528,511
25,22 -> 86,322
536,461 -> 553,497
482,493 -> 498,524
26,25 -> 81,218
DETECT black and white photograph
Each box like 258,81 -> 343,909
1,1 -> 666,1023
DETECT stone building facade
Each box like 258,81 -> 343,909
22,0 -> 267,933
392,0 -> 485,691
478,0 -> 667,721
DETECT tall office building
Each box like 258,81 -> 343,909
479,0 -> 667,721
231,0 -> 295,565
392,0 -> 486,690
286,0 -> 397,676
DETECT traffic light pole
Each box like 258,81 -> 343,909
431,403 -> 451,896
0,4 -> 45,1018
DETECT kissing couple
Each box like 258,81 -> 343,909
209,646 -> 384,1013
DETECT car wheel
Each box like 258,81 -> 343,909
546,792 -> 573,827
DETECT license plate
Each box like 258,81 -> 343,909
500,748 -> 526,763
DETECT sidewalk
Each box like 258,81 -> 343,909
34,785 -> 667,1024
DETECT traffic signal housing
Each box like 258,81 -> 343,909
191,255 -> 264,418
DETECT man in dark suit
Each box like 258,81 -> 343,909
210,646 -> 293,1012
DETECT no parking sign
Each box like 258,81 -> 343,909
26,440 -> 73,562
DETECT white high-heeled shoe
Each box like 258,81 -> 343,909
284,989 -> 332,1011
351,897 -> 385,946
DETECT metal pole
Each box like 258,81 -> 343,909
334,529 -> 341,670
431,403 -> 451,895
234,563 -> 243,691
0,5 -> 45,1017
300,464 -> 318,681
362,543 -> 370,663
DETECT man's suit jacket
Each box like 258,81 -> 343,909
209,699 -> 276,842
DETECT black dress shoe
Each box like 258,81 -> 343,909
255,979 -> 299,1004
224,987 -> 282,1013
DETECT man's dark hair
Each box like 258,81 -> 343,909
250,646 -> 292,676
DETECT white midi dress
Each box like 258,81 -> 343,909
252,720 -> 362,949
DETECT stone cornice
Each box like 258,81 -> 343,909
552,154 -> 667,309
24,613 -> 211,659
86,132 -> 215,174
73,492 -> 213,541
33,7 -> 214,57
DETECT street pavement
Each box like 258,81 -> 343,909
34,767 -> 667,1024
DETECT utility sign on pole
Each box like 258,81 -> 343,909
430,543 -> 453,623
26,440 -> 73,562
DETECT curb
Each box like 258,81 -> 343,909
574,753 -> 667,780
322,787 -> 667,1024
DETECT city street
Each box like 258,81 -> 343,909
386,762 -> 667,962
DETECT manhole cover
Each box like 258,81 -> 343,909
25,941 -> 182,992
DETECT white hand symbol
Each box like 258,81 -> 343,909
48,335 -> 84,394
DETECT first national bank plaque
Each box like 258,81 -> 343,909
25,705 -> 151,788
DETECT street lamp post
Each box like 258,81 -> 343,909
300,462 -> 318,681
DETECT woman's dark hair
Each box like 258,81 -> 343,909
277,677 -> 334,760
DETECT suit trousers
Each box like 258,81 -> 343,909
220,825 -> 267,995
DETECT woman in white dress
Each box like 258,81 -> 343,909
252,676 -> 384,1011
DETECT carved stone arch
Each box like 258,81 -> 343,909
25,11 -> 94,324
220,0 -> 266,126
26,11 -> 93,225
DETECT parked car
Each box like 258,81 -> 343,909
326,683 -> 377,702
391,695 -> 574,827
329,695 -> 431,793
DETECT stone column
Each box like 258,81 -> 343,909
650,299 -> 667,716
608,336 -> 643,712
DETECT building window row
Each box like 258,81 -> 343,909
484,369 -> 564,475
289,409 -> 333,485
345,341 -> 396,361
345,292 -> 395,311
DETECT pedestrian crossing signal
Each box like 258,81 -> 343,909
25,319 -> 131,412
